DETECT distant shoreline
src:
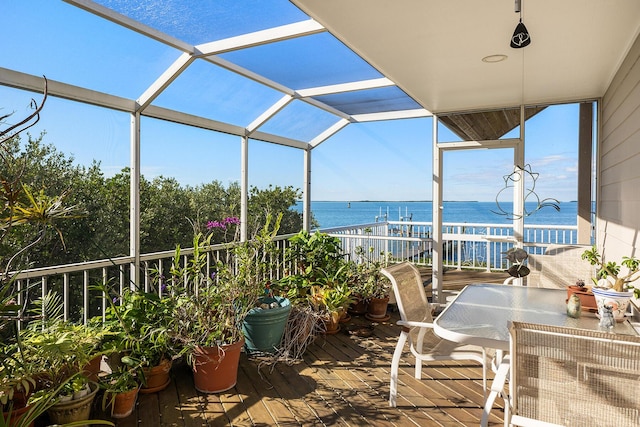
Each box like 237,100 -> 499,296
301,200 -> 578,203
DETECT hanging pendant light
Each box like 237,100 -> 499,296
510,0 -> 531,48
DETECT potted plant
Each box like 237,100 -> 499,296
351,246 -> 391,321
170,215 -> 280,393
581,245 -> 640,321
565,279 -> 597,313
18,297 -> 105,426
97,283 -> 176,394
310,281 -> 353,334
100,355 -> 143,419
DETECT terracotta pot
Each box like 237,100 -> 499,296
348,298 -> 368,315
566,285 -> 597,312
2,403 -> 34,427
108,386 -> 139,419
47,381 -> 99,427
140,358 -> 172,394
82,354 -> 103,382
192,339 -> 244,393
366,296 -> 390,321
323,312 -> 341,334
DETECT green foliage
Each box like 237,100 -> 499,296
277,230 -> 346,304
582,245 -> 640,295
0,135 -> 305,270
170,215 -> 282,359
350,245 -> 391,299
98,284 -> 176,367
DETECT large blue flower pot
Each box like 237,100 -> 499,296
242,296 -> 292,354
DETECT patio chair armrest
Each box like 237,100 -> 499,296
396,320 -> 435,329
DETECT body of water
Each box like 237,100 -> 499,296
296,201 -> 580,229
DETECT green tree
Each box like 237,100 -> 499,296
248,185 -> 304,236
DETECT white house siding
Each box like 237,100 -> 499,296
599,31 -> 640,261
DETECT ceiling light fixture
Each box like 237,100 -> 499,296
510,0 -> 531,48
482,54 -> 508,63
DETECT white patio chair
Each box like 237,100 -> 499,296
381,262 -> 489,407
481,321 -> 640,427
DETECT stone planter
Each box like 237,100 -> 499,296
47,381 -> 99,427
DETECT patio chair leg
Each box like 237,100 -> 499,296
480,355 -> 510,427
389,330 -> 408,407
414,329 -> 425,379
482,348 -> 487,400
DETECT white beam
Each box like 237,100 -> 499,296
249,130 -> 309,150
309,118 -> 350,148
351,108 -> 432,122
296,77 -> 394,97
130,112 -> 141,286
435,138 -> 520,151
196,20 -> 325,56
246,95 -> 294,134
303,148 -> 312,231
0,68 -> 136,112
241,135 -> 249,242
64,0 -> 192,52
432,114 -> 444,304
137,53 -> 195,111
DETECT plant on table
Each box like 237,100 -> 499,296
581,245 -> 640,297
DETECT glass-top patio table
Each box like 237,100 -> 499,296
433,283 -> 638,352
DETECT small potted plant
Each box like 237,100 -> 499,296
581,245 -> 640,321
351,246 -> 391,321
17,293 -> 107,426
100,355 -> 143,419
566,278 -> 597,312
310,281 -> 353,334
97,283 -> 176,394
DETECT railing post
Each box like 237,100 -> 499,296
486,238 -> 492,272
63,273 -> 69,322
83,270 -> 89,325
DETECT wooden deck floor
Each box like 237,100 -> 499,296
111,269 -> 508,427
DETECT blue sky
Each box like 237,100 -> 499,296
1,1 -> 583,202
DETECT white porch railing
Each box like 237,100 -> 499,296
9,221 -> 577,323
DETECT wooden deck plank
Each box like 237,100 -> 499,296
157,372 -> 185,427
173,362 -> 208,427
109,269 -> 509,427
137,392 -> 161,427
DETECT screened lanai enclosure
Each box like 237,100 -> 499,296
3,0 -> 640,300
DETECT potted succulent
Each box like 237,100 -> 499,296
581,245 -> 640,321
170,215 -> 280,393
